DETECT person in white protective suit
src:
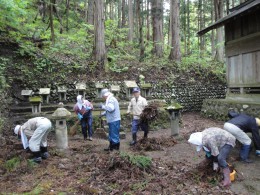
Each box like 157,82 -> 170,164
14,117 -> 52,163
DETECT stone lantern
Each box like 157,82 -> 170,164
52,103 -> 71,150
165,102 -> 183,136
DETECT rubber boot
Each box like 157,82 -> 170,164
130,133 -> 137,146
144,131 -> 148,139
40,146 -> 50,159
222,167 -> 231,187
240,145 -> 253,163
104,141 -> 113,151
114,143 -> 120,150
32,151 -> 42,163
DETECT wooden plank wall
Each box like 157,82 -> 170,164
225,10 -> 260,88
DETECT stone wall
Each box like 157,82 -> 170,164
20,82 -> 226,112
201,99 -> 260,121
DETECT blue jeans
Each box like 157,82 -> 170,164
81,111 -> 93,138
217,144 -> 233,168
108,120 -> 120,144
131,119 -> 148,134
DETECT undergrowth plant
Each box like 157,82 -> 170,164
120,152 -> 152,169
4,157 -> 20,172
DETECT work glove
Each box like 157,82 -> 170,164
86,106 -> 92,111
205,151 -> 212,159
77,113 -> 83,120
99,103 -> 106,110
213,162 -> 219,171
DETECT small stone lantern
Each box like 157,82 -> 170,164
165,102 -> 182,136
52,103 -> 71,150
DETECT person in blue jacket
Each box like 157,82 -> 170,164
100,89 -> 121,151
224,111 -> 260,163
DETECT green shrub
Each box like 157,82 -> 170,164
120,152 -> 152,169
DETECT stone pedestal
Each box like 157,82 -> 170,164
52,105 -> 71,150
29,96 -> 42,113
165,104 -> 182,136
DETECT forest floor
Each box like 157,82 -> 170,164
0,112 -> 260,195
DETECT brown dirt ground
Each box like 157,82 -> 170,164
0,112 -> 259,194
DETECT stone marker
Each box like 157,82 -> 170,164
110,85 -> 120,97
52,103 -> 71,150
124,80 -> 138,99
95,82 -> 104,98
21,90 -> 33,101
58,86 -> 67,101
75,82 -> 86,99
140,83 -> 152,98
39,88 -> 51,104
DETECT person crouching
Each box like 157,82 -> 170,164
188,127 -> 236,187
14,117 -> 52,163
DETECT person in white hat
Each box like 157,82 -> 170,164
73,95 -> 93,141
127,87 -> 148,145
100,88 -> 121,151
14,117 -> 52,163
188,127 -> 236,187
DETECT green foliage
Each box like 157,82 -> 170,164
120,152 -> 152,169
4,157 -> 20,172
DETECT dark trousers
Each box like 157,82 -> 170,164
217,144 -> 233,168
131,119 -> 148,135
80,111 -> 93,138
249,128 -> 260,150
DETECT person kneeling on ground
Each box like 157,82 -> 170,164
188,127 -> 236,187
127,87 -> 148,145
14,117 -> 52,163
223,110 -> 260,163
100,89 -> 121,151
74,95 -> 94,141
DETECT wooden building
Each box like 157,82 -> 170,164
198,0 -> 260,103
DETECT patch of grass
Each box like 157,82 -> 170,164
120,152 -> 152,169
131,181 -> 148,191
27,159 -> 37,169
4,157 -> 20,172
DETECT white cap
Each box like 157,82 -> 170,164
188,132 -> 203,152
14,125 -> 21,135
101,89 -> 110,97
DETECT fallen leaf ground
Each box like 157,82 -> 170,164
0,112 -> 259,194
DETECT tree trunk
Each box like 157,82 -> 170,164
214,0 -> 224,62
169,0 -> 181,61
65,0 -> 70,32
187,0 -> 190,54
87,0 -> 94,24
211,0 -> 215,57
151,0 -> 164,57
182,0 -> 187,55
122,0 -> 126,27
49,0 -> 55,44
128,0 -> 134,41
199,0 -> 205,53
93,0 -> 107,67
146,0 -> 150,41
137,0 -> 145,61
118,0 -> 122,28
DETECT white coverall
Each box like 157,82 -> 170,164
21,117 -> 52,152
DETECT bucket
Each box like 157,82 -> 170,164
230,170 -> 236,182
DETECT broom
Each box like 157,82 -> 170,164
69,120 -> 80,136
